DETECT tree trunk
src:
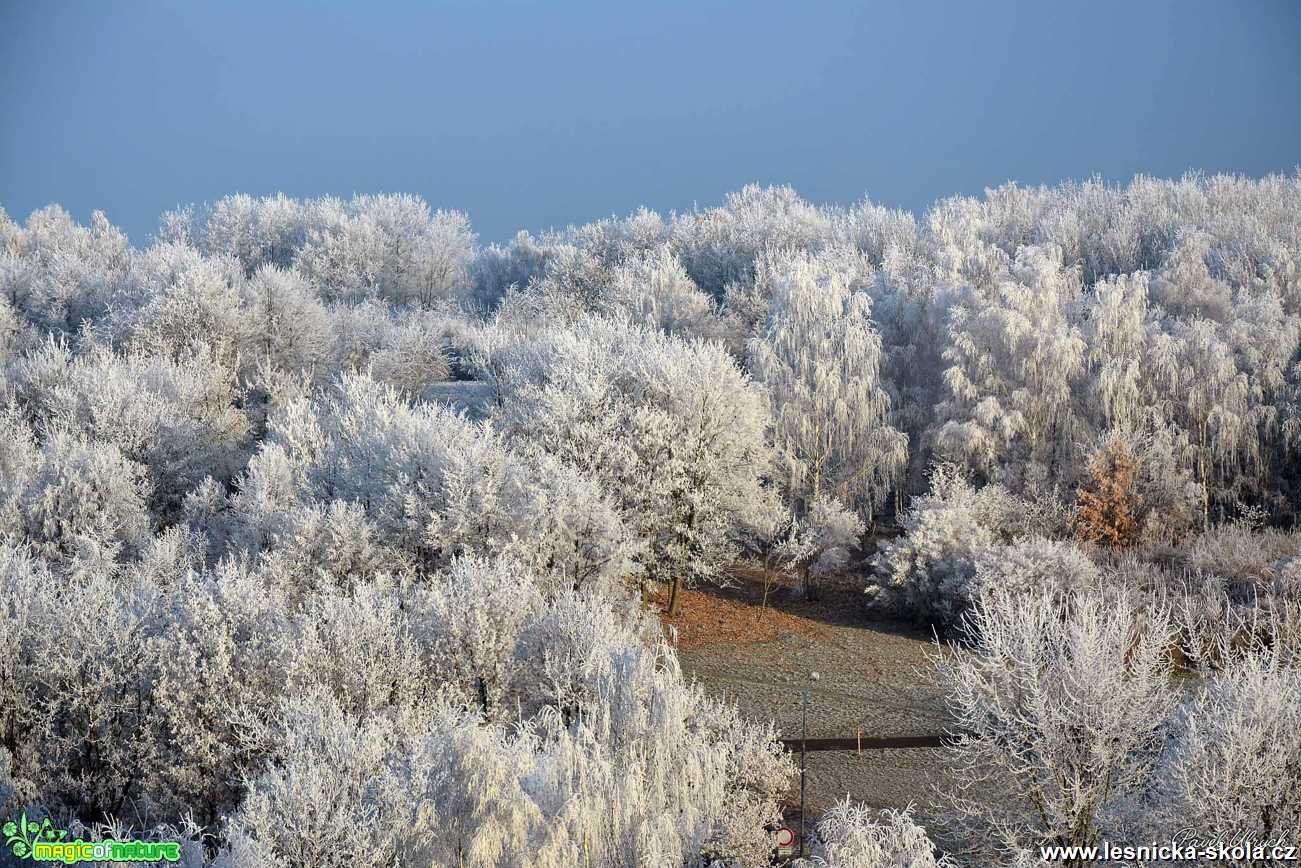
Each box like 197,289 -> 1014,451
666,575 -> 681,616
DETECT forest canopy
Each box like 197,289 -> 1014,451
2,172 -> 1301,866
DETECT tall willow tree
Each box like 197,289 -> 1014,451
1148,318 -> 1259,525
934,245 -> 1086,488
749,250 -> 906,521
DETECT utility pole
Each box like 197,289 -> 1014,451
799,689 -> 808,858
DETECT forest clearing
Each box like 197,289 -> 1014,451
663,570 -> 959,820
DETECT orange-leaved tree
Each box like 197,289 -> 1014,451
1074,433 -> 1140,548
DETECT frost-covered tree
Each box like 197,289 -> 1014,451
172,192 -> 310,274
219,690 -> 442,868
240,264 -> 331,379
833,197 -> 922,268
106,240 -> 248,366
0,543 -> 166,820
792,495 -> 866,601
671,184 -> 833,298
252,500 -> 414,601
144,559 -> 294,826
935,588 -> 1179,863
1,206 -> 131,334
293,194 -> 475,307
0,415 -> 152,570
1150,317 -> 1260,525
412,556 -> 542,715
749,249 -> 906,519
1071,427 -> 1204,546
484,314 -> 776,612
1153,649 -> 1301,848
4,172 -> 1301,865
600,245 -> 724,341
869,464 -> 1058,625
0,282 -> 29,365
468,230 -> 556,314
934,245 -> 1086,485
364,311 -> 453,397
212,372 -> 634,587
286,579 -> 434,722
322,300 -> 456,396
7,339 -> 249,521
1081,272 -> 1151,433
217,555 -> 792,868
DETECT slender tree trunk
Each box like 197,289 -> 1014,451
666,574 -> 681,616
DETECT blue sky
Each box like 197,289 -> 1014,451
2,0 -> 1299,245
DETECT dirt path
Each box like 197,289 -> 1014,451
660,572 -> 964,820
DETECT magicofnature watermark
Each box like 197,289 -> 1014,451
3,814 -> 181,864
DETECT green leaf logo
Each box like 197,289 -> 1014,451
4,813 -> 66,859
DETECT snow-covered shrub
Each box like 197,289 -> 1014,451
1175,523 -> 1301,589
220,690 -> 442,868
145,561 -> 294,826
869,464 -> 1038,625
239,264 -> 331,380
0,544 -> 168,820
215,373 -> 634,587
797,800 -> 950,868
109,240 -> 248,365
1153,649 -> 1301,847
8,341 -> 249,521
970,536 -> 1101,604
1,421 -> 152,569
934,588 -> 1179,863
